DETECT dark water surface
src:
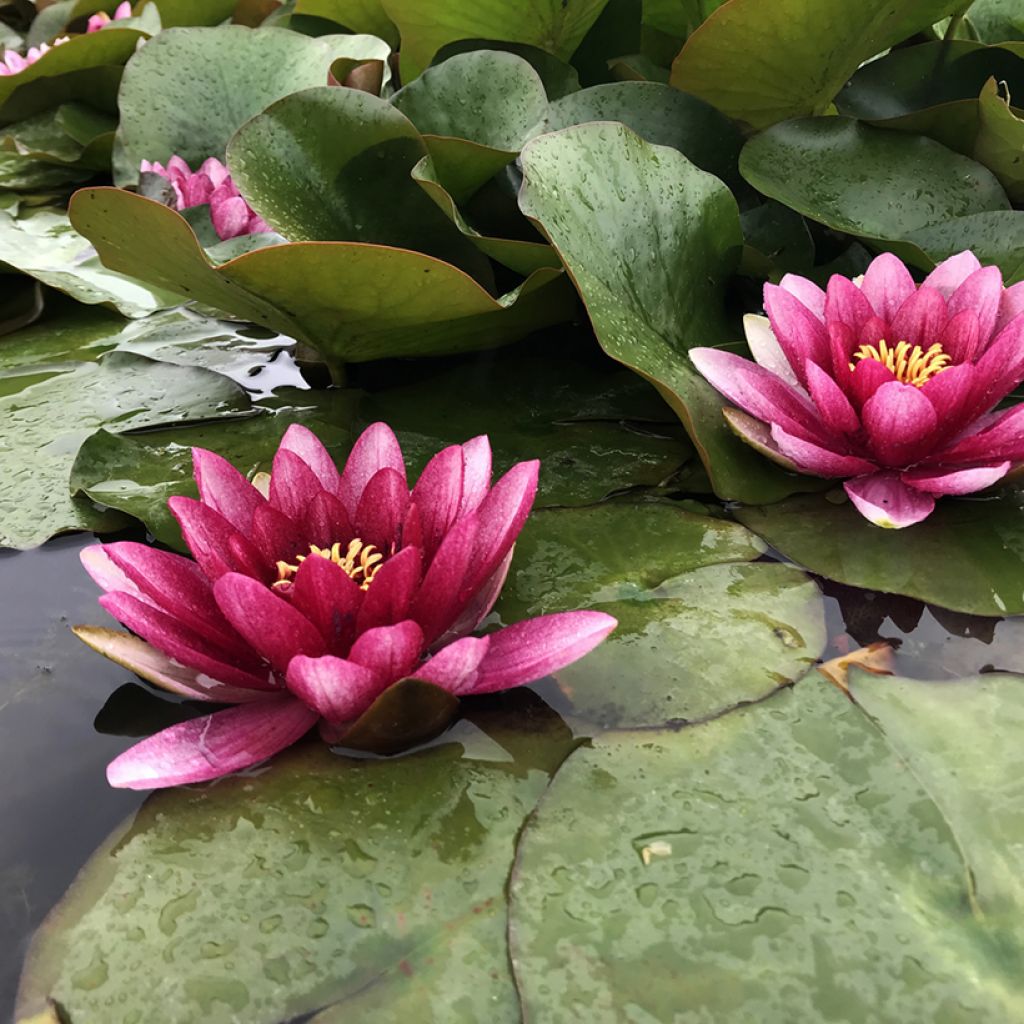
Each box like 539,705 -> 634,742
2,535 -> 1021,1020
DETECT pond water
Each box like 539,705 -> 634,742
2,529 -> 1019,1021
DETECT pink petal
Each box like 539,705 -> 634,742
437,611 -> 618,696
743,314 -> 800,387
410,514 -> 479,643
690,347 -> 835,445
857,314 -> 889,349
270,448 -> 323,523
354,545 -> 423,635
825,274 -> 874,333
198,156 -> 230,188
306,490 -> 353,549
847,355 -> 897,408
844,473 -> 936,528
285,655 -> 379,723
923,250 -> 982,297
436,545 -> 515,644
410,445 -> 465,558
996,281 -> 1024,335
99,592 -> 274,691
967,312 -> 1024,412
72,626 -> 268,703
106,699 -> 318,790
80,545 -> 145,600
169,496 -> 264,582
770,425 -> 877,477
862,381 -> 939,468
948,265 -> 1003,349
279,423 -> 342,495
890,286 -> 948,348
937,308 -> 981,364
349,620 -> 424,682
250,503 -> 306,568
166,155 -> 192,180
193,447 -> 265,534
778,273 -> 826,318
213,573 -> 326,673
804,360 -> 860,435
458,435 -> 492,517
919,363 -> 978,442
211,195 -> 251,240
722,408 -> 802,472
354,467 -> 409,551
937,403 -> 1024,463
901,461 -> 1010,495
411,636 -> 490,694
860,253 -> 915,322
764,283 -> 830,380
290,554 -> 362,652
339,422 -> 406,518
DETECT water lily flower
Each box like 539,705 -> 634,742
691,251 -> 1024,527
139,155 -> 271,240
87,2 -> 133,31
0,37 -> 69,75
76,423 -> 616,789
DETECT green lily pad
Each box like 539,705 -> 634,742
227,85 -> 491,282
496,503 -> 825,727
905,209 -> 1024,284
293,0 -> 398,45
734,490 -> 1024,617
974,78 -> 1024,203
16,711 -> 576,1024
392,51 -> 548,203
851,670 -> 1024,911
384,0 -> 613,82
114,26 -> 386,182
969,0 -> 1024,43
0,349 -> 250,549
2,103 -> 115,170
670,0 -> 966,129
69,187 -> 576,366
508,680 -> 1024,1021
739,116 -> 1009,265
0,204 -> 186,316
518,121 -> 815,505
0,149 -> 93,189
432,38 -> 581,100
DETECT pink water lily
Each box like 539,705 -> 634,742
87,2 -> 132,31
77,423 -> 616,789
0,37 -> 69,75
139,155 -> 272,240
691,251 -> 1024,527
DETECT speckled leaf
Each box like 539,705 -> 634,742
905,210 -> 1024,284
508,681 -> 1024,1021
16,711 -> 575,1024
293,0 -> 398,44
851,670 -> 1024,912
0,204 -> 185,316
670,0 -> 966,129
383,0 -> 613,82
739,117 -> 1009,262
518,121 -> 815,505
974,78 -> 1024,203
496,503 -> 825,727
227,86 -> 491,282
0,350 -> 249,549
970,0 -> 1024,43
70,188 -> 576,365
735,490 -> 1024,617
1,103 -> 115,170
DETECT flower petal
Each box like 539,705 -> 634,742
106,699 -> 318,789
937,308 -> 981,364
411,636 -> 490,694
862,381 -> 938,467
213,573 -> 326,673
923,250 -> 981,297
860,253 -> 915,322
743,314 -> 799,386
349,620 -> 425,683
458,435 -> 492,517
354,467 -> 409,551
778,273 -> 826,318
410,514 -> 479,643
354,545 -> 423,635
193,448 -> 265,534
339,422 -> 406,517
291,554 -> 362,653
436,546 -> 515,645
937,403 -> 1024,463
804,360 -> 860,435
306,490 -> 354,549
409,445 -> 465,557
825,273 -> 874,333
770,425 -> 877,477
996,281 -> 1024,334
168,496 -> 263,582
844,473 -> 936,528
285,655 -> 380,723
250,503 -> 306,568
764,283 -> 830,379
270,448 -> 323,523
948,265 -> 1003,348
967,312 -> 1024,412
80,544 -> 145,600
722,408 -> 802,472
889,286 -> 948,348
901,461 -> 1010,495
211,194 -> 252,240
278,423 -> 342,494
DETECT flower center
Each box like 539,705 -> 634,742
850,339 -> 950,387
273,539 -> 383,591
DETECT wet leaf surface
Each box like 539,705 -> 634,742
508,680 -> 1024,1021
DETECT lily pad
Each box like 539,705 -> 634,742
670,0 -> 966,129
0,350 -> 250,549
69,187 -> 576,366
508,680 -> 1024,1021
227,85 -> 492,282
431,38 -> 581,100
734,490 -> 1024,617
496,503 -> 825,727
0,149 -> 93,189
1,103 -> 115,170
383,0 -> 613,82
969,0 -> 1024,43
115,26 -> 387,182
293,0 -> 398,45
0,204 -> 186,316
518,121 -> 815,504
16,711 -> 575,1024
905,209 -> 1024,284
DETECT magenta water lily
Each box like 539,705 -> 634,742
140,155 -> 271,240
76,423 -> 616,789
691,251 -> 1024,528
87,2 -> 132,31
0,37 -> 68,75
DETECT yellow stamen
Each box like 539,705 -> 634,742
850,339 -> 950,387
273,538 -> 383,591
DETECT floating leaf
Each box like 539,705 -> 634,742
969,0 -> 1024,43
293,0 -> 398,45
1,103 -> 115,170
518,121 -> 816,504
508,681 -> 1024,1020
735,490 -> 1024,617
905,209 -> 1024,284
670,0 -> 966,128
496,503 -> 825,727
